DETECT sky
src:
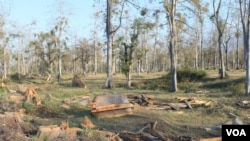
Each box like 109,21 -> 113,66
3,0 -> 159,40
3,0 -> 97,38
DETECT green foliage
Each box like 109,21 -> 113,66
141,74 -> 170,90
176,69 -> 207,82
229,83 -> 245,96
10,73 -> 25,81
80,127 -> 99,138
0,87 -> 4,92
178,82 -> 196,91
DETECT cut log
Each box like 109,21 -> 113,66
198,137 -> 221,141
184,100 -> 193,109
145,106 -> 172,110
90,94 -> 133,118
167,103 -> 187,110
81,116 -> 96,128
37,125 -> 62,139
93,108 -> 133,118
91,103 -> 134,113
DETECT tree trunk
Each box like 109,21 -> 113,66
127,65 -> 131,88
137,59 -> 141,76
168,0 -> 178,92
3,46 -> 7,80
236,37 -> 239,69
245,33 -> 250,96
243,17 -> 250,96
94,34 -> 97,75
200,22 -> 204,70
218,35 -> 225,79
105,0 -> 113,88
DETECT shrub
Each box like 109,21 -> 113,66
10,73 -> 26,81
229,83 -> 245,96
176,69 -> 207,82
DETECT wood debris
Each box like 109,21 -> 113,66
25,85 -> 42,106
37,125 -> 62,139
198,137 -> 221,141
59,121 -> 82,137
203,113 -> 243,132
81,116 -> 96,128
236,100 -> 250,108
90,94 -> 134,118
128,95 -> 211,111
119,121 -> 171,141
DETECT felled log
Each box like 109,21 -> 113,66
90,94 -> 133,118
145,106 -> 172,110
59,121 -> 82,137
198,137 -> 221,141
236,100 -> 250,108
91,103 -> 134,113
176,97 -> 211,107
9,94 -> 25,103
81,116 -> 96,128
37,125 -> 62,139
167,103 -> 188,110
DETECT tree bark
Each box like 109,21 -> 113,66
105,0 -> 113,88
167,0 -> 178,92
239,0 -> 250,96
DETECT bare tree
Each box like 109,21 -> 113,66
211,0 -> 229,79
239,0 -> 250,96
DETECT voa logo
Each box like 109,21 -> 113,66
226,129 -> 246,136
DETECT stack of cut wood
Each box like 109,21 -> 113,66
90,94 -> 134,118
128,95 -> 211,110
127,94 -> 155,106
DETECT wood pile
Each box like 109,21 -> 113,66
119,121 -> 195,141
127,95 -> 211,110
90,94 -> 134,118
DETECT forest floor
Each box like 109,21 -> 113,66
0,69 -> 250,141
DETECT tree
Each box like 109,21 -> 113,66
211,0 -> 229,79
52,16 -> 68,81
30,31 -> 59,81
164,0 -> 178,92
104,0 -> 125,88
120,19 -> 140,88
0,3 -> 9,80
77,39 -> 91,75
190,0 -> 209,70
239,0 -> 250,96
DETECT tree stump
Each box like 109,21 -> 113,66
72,75 -> 86,88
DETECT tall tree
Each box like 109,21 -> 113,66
211,0 -> 229,79
164,0 -> 178,92
239,0 -> 250,96
120,19 -> 140,88
190,0 -> 209,70
105,0 -> 125,88
52,16 -> 68,81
